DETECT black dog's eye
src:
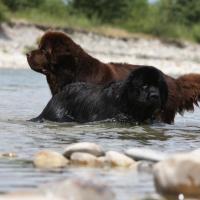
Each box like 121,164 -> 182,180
142,85 -> 148,90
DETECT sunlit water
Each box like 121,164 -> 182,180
1,69 -> 200,199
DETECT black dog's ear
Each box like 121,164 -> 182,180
118,71 -> 139,109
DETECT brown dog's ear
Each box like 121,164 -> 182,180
47,52 -> 78,73
50,51 -> 69,63
46,47 -> 52,55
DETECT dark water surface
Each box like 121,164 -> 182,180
1,69 -> 200,199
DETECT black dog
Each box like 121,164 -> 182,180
31,66 -> 168,123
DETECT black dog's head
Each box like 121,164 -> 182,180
120,66 -> 168,122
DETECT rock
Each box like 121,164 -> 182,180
153,152 -> 200,196
0,178 -> 115,200
33,150 -> 69,169
125,148 -> 168,162
137,161 -> 154,173
70,152 -> 99,167
44,178 -> 115,200
0,152 -> 17,158
97,156 -> 107,167
105,151 -> 136,168
63,142 -> 104,158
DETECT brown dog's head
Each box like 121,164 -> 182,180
27,49 -> 50,74
26,31 -> 81,95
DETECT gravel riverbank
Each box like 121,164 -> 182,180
0,22 -> 200,76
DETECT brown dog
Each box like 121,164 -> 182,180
27,31 -> 200,124
27,31 -> 139,96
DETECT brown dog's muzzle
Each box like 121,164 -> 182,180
26,49 -> 49,74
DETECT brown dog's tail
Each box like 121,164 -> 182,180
177,73 -> 200,113
160,73 -> 200,124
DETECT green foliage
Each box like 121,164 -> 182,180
38,0 -> 67,16
159,0 -> 200,25
11,6 -> 100,30
122,0 -> 150,31
192,25 -> 200,43
70,0 -> 148,23
0,0 -> 7,22
2,0 -> 43,11
138,0 -> 200,42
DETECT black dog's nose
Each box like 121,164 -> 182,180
149,92 -> 159,100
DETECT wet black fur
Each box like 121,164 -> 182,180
31,66 -> 168,123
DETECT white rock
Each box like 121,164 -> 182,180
0,178 -> 115,200
137,161 -> 154,173
125,148 -> 168,162
70,152 -> 99,166
43,178 -> 115,200
47,177 -> 115,200
34,150 -> 69,169
153,152 -> 200,196
105,151 -> 136,168
97,156 -> 107,167
64,142 -> 104,158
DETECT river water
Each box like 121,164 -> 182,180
1,69 -> 200,199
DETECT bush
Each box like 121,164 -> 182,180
157,0 -> 200,26
0,0 -> 7,22
137,0 -> 200,41
38,0 -> 67,16
192,25 -> 200,43
122,0 -> 150,32
2,0 -> 43,11
69,0 -> 148,23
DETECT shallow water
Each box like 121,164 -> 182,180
1,69 -> 200,199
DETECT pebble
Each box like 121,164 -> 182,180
63,142 -> 104,158
105,151 -> 136,168
0,152 -> 17,158
153,152 -> 200,196
70,152 -> 99,167
125,148 -> 168,162
33,150 -> 69,169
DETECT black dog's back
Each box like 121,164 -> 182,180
32,82 -> 120,123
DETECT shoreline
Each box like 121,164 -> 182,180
0,22 -> 200,76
